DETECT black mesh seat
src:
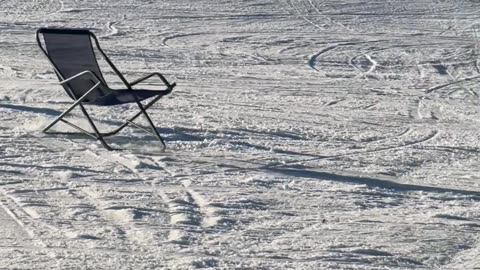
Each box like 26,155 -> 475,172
36,28 -> 176,151
89,88 -> 172,106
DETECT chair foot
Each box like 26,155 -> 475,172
99,140 -> 114,151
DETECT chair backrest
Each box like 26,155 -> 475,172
36,28 -> 111,102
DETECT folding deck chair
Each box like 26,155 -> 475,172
36,28 -> 176,151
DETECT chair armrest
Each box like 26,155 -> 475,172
60,70 -> 102,85
128,72 -> 175,89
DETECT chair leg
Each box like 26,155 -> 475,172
104,94 -> 164,136
43,94 -> 165,151
135,100 -> 166,151
78,104 -> 113,151
43,101 -> 114,151
43,96 -> 86,133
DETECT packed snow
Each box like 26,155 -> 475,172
1,0 -> 480,269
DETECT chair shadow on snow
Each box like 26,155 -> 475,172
4,101 -> 477,197
0,104 -> 346,160
0,162 -> 102,174
267,167 -> 480,198
0,103 -> 207,149
0,103 -> 125,127
0,103 -> 64,117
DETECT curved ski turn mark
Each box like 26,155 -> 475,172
308,42 -> 358,72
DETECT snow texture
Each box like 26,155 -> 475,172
1,0 -> 480,269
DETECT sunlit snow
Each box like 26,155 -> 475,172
1,0 -> 480,269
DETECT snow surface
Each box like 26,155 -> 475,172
1,0 -> 480,269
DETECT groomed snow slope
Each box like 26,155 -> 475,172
1,0 -> 480,269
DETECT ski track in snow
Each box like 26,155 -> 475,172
2,0 -> 480,269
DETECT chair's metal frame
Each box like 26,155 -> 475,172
36,28 -> 176,151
